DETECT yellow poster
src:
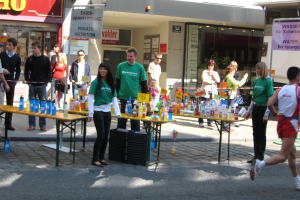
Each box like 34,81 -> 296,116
138,93 -> 150,103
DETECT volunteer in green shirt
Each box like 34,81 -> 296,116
245,62 -> 274,162
88,62 -> 120,167
116,48 -> 148,131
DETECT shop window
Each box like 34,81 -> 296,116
184,23 -> 264,89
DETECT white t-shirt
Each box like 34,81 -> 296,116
77,62 -> 85,84
147,62 -> 161,85
278,84 -> 298,117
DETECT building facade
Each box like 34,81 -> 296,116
0,0 -> 64,75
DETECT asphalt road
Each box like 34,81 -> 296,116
0,162 -> 299,200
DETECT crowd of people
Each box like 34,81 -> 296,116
0,39 -> 299,190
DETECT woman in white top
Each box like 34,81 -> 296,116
199,60 -> 220,127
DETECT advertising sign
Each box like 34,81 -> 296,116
272,21 -> 300,51
0,0 -> 63,23
70,8 -> 104,39
102,29 -> 119,45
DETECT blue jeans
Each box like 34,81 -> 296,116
28,85 -> 47,128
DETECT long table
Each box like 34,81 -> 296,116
0,105 -> 87,166
113,114 -> 175,165
174,113 -> 246,163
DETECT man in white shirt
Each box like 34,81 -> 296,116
147,52 -> 162,86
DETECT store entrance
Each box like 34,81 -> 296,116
103,50 -> 126,76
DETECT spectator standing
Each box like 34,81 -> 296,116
225,61 -> 248,128
250,66 -> 300,191
52,52 -> 68,109
0,38 -> 21,131
147,52 -> 162,86
0,60 -> 10,105
244,62 -> 274,163
69,50 -> 91,97
116,48 -> 147,131
198,60 -> 220,127
48,44 -> 60,65
88,62 -> 120,167
24,42 -> 51,131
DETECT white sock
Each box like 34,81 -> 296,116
257,160 -> 266,168
295,175 -> 300,180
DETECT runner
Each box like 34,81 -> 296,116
250,66 -> 300,191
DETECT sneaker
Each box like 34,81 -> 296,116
40,127 -> 48,131
7,126 -> 15,131
27,126 -> 35,131
199,123 -> 204,128
207,123 -> 214,127
295,177 -> 300,191
250,159 -> 262,181
234,122 -> 240,127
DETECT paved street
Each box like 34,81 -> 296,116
0,114 -> 300,199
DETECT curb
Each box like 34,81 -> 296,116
5,136 -> 215,142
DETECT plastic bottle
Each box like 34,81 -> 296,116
69,97 -> 75,111
40,98 -> 46,114
63,102 -> 68,118
234,107 -> 239,120
126,97 -> 132,116
138,103 -> 143,118
142,103 -> 147,118
34,98 -> 40,113
25,98 -> 30,112
132,103 -> 137,117
168,106 -> 173,120
46,99 -> 52,114
51,100 -> 56,116
205,101 -> 211,118
4,139 -> 10,153
19,95 -> 24,111
30,97 -> 35,112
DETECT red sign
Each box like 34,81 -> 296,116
102,29 -> 120,45
0,0 -> 63,23
160,43 -> 167,53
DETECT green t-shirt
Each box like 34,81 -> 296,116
252,77 -> 274,106
88,79 -> 116,106
115,61 -> 147,100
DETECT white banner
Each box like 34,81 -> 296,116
70,8 -> 104,39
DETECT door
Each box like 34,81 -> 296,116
103,50 -> 127,76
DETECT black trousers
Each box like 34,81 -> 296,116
93,111 -> 111,161
5,82 -> 15,127
198,97 -> 213,124
117,99 -> 140,131
252,105 -> 267,160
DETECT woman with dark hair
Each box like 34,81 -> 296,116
88,62 -> 121,167
198,59 -> 220,127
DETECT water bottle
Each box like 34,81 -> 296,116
126,97 -> 132,116
4,139 -> 10,153
63,102 -> 68,118
168,106 -> 173,120
46,99 -> 52,114
19,95 -> 24,111
234,107 -> 239,120
34,98 -> 40,113
25,98 -> 30,112
51,100 -> 56,116
30,98 -> 35,112
40,98 -> 46,114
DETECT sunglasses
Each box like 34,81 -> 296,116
78,54 -> 85,56
156,57 -> 162,60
